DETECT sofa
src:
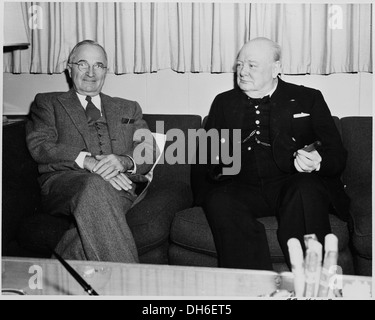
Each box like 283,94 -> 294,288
2,114 -> 200,264
2,115 -> 372,276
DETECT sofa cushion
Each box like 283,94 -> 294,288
348,188 -> 372,259
171,207 -> 350,263
169,243 -> 218,267
354,255 -> 372,277
171,207 -> 217,257
128,180 -> 193,255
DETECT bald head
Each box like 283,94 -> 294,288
239,37 -> 281,63
236,38 -> 281,98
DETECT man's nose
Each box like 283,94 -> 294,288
239,64 -> 250,76
85,66 -> 95,77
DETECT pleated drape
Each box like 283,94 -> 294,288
3,2 -> 372,75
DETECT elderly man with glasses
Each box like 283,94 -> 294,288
26,40 -> 158,263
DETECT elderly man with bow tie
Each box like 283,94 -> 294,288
192,37 -> 350,271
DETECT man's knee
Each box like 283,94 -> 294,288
75,174 -> 116,202
282,173 -> 325,196
81,174 -> 107,191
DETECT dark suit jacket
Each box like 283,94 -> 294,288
192,78 -> 350,221
26,89 -> 157,201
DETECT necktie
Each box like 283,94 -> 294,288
85,96 -> 101,123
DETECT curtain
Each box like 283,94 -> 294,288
249,3 -> 373,74
3,2 -> 372,75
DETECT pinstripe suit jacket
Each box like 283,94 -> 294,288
26,88 -> 157,199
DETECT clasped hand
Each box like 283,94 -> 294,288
294,149 -> 322,173
84,154 -> 133,191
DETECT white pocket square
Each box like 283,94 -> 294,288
293,112 -> 310,118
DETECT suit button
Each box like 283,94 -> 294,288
255,120 -> 260,125
256,131 -> 260,135
256,110 -> 260,115
248,147 -> 252,151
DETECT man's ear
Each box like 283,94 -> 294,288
67,64 -> 72,78
272,61 -> 282,78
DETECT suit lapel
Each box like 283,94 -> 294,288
58,89 -> 92,148
270,78 -> 299,172
269,78 -> 295,138
101,93 -> 124,154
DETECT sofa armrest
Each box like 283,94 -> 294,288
340,117 -> 372,260
2,120 -> 42,254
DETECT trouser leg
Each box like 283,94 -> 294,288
54,228 -> 87,261
42,171 -> 139,263
276,173 -> 332,267
203,183 -> 273,270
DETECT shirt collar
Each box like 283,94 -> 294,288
76,92 -> 102,111
266,78 -> 278,98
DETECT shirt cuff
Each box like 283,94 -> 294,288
126,155 -> 137,174
75,152 -> 91,169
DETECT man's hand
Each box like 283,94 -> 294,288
107,173 -> 133,191
83,155 -> 99,172
294,149 -> 322,173
84,155 -> 133,191
92,154 -> 134,180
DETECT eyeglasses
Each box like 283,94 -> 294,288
69,61 -> 107,72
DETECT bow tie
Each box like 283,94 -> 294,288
248,95 -> 271,106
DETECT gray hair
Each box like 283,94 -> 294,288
270,40 -> 282,62
68,40 -> 108,64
